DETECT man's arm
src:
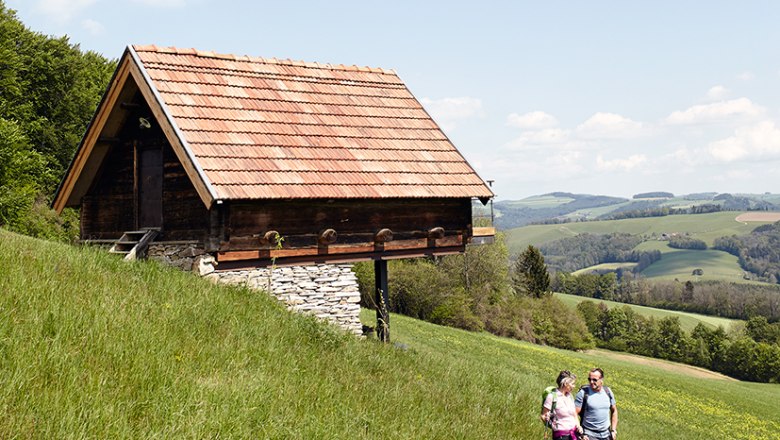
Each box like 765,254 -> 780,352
610,404 -> 618,438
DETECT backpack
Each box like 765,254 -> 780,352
541,386 -> 558,427
578,385 -> 613,420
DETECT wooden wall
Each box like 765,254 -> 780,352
160,144 -> 209,241
222,198 -> 472,251
80,142 -> 135,239
80,140 -> 209,241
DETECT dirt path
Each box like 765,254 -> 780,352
586,349 -> 737,381
735,212 -> 780,223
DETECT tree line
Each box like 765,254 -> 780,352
553,272 -> 780,322
355,238 -> 593,351
713,222 -> 780,284
577,301 -> 780,382
0,2 -> 114,240
540,232 -> 661,273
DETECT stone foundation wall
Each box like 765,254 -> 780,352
204,265 -> 362,335
148,243 -> 362,335
148,242 -> 205,271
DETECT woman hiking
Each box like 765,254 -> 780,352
540,370 -> 584,440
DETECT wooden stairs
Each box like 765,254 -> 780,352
109,229 -> 160,261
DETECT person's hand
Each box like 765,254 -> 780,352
539,413 -> 548,424
610,430 -> 617,440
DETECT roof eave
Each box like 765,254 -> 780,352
127,45 -> 219,208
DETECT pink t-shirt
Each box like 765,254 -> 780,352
543,390 -> 578,431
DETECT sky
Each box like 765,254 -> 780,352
6,0 -> 780,201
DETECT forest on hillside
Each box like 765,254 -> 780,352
0,2 -> 114,240
714,222 -> 780,283
540,232 -> 661,273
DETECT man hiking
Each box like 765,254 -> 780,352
575,368 -> 618,440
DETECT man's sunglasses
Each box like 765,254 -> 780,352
588,378 -> 601,382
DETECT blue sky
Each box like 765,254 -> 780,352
7,0 -> 780,200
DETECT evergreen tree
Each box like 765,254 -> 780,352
513,245 -> 551,298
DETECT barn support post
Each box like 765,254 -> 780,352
374,259 -> 390,342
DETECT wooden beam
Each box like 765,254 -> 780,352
374,228 -> 394,243
214,245 -> 466,270
216,235 -> 465,262
428,226 -> 445,239
318,228 -> 337,245
53,56 -> 133,213
473,227 -> 496,237
375,259 -> 390,342
263,230 -> 280,244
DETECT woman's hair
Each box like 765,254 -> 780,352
556,370 -> 576,387
560,376 -> 577,390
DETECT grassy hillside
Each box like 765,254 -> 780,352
506,212 -> 779,282
637,248 -> 747,282
554,293 -> 739,332
1,230 -> 778,438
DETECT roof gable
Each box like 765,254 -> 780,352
54,45 -> 492,211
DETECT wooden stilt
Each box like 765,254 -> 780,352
374,259 -> 390,342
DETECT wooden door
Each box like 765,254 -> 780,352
138,148 -> 163,229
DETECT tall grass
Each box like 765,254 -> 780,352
1,229 -> 778,438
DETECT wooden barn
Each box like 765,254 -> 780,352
53,45 -> 494,338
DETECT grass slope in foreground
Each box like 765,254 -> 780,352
554,293 -> 740,333
1,230 -> 778,439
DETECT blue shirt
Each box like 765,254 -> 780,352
575,386 -> 615,436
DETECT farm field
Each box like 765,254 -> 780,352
638,248 -> 749,282
2,229 -> 779,439
505,211 -> 773,253
554,292 -> 740,332
497,194 -> 575,209
572,262 -> 638,275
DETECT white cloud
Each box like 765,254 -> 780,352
130,0 -> 187,6
737,71 -> 755,81
576,112 -> 646,139
708,121 -> 780,162
665,98 -> 764,125
81,18 -> 105,35
34,0 -> 99,23
420,97 -> 484,131
506,111 -> 558,129
706,85 -> 729,101
505,128 -> 571,150
596,154 -> 647,172
487,149 -> 587,184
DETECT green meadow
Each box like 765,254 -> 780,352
506,211 -> 769,253
638,248 -> 749,282
1,229 -> 778,438
554,293 -> 740,333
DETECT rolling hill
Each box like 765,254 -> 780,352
495,192 -> 780,229
2,229 -> 779,438
505,211 -> 778,283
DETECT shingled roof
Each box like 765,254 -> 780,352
55,45 -> 493,210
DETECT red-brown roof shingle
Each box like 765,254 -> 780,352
132,45 -> 493,200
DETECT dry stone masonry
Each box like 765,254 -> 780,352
148,243 -> 362,335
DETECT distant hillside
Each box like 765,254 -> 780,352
495,192 -> 780,228
494,192 -> 627,228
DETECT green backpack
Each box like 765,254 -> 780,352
541,386 -> 558,427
